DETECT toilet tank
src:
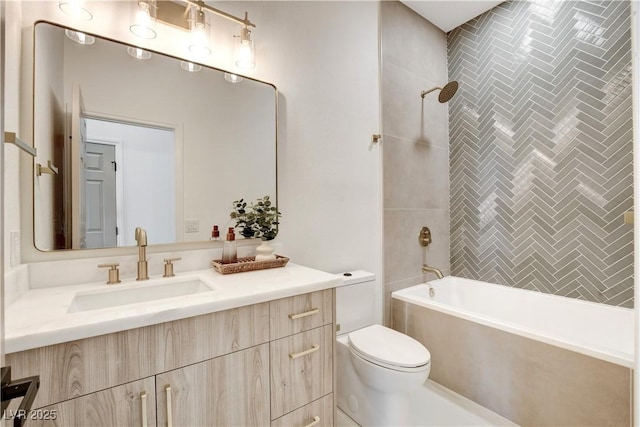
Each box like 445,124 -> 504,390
335,270 -> 376,335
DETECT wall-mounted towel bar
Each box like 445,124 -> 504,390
4,132 -> 37,157
36,160 -> 58,176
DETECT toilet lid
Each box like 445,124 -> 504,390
348,325 -> 431,369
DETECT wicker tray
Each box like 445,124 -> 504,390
211,255 -> 289,274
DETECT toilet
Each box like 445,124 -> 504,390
336,271 -> 431,426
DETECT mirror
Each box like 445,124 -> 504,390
33,22 -> 277,251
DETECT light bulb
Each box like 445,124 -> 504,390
180,61 -> 202,72
188,6 -> 211,57
59,0 -> 93,21
224,73 -> 243,83
234,27 -> 255,69
127,47 -> 152,60
65,29 -> 95,45
130,1 -> 157,40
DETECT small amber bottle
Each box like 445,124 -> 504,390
210,225 -> 220,241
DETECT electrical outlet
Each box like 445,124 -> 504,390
185,219 -> 199,233
10,231 -> 21,267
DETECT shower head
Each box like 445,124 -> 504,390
420,81 -> 459,103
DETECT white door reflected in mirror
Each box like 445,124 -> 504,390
84,118 -> 176,248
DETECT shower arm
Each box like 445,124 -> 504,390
420,87 -> 442,98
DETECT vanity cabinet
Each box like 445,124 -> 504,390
270,290 -> 335,426
6,289 -> 335,427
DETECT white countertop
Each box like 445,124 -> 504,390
5,263 -> 343,354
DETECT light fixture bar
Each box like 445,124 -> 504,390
182,0 -> 255,28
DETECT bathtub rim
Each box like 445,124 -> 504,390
392,280 -> 634,369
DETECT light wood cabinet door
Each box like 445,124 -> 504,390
156,344 -> 270,427
28,377 -> 156,427
270,325 -> 334,419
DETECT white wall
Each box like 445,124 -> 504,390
4,1 -> 23,273
10,1 -> 382,320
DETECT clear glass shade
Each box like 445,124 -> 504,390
58,0 -> 93,21
234,27 -> 255,69
130,0 -> 157,40
65,29 -> 95,45
127,47 -> 152,60
224,73 -> 243,83
188,6 -> 212,57
180,61 -> 202,72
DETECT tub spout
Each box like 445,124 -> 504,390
422,264 -> 444,279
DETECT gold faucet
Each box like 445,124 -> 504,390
422,264 -> 444,279
135,227 -> 149,281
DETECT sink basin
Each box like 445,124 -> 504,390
68,278 -> 214,313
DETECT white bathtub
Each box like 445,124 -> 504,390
392,276 -> 634,368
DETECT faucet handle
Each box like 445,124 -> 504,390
163,257 -> 182,278
98,263 -> 121,285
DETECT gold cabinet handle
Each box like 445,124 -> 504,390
304,416 -> 321,427
289,344 -> 320,359
288,308 -> 319,320
140,392 -> 147,427
165,385 -> 173,427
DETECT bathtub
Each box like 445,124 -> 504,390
391,277 -> 634,426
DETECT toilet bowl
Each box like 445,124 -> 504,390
336,324 -> 431,426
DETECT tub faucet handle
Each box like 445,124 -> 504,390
419,227 -> 432,247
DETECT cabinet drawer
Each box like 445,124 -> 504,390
270,325 -> 334,419
270,290 -> 333,340
271,394 -> 334,427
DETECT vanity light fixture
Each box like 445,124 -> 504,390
58,0 -> 93,21
65,29 -> 95,45
130,0 -> 158,40
142,1 -> 257,67
180,61 -> 202,72
224,73 -> 243,83
127,46 -> 152,60
234,17 -> 255,70
188,5 -> 212,57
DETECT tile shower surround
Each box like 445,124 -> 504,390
448,0 -> 634,307
381,1 -> 450,325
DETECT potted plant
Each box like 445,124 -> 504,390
230,199 -> 257,238
230,196 -> 281,260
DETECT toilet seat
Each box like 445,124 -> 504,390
348,325 -> 431,372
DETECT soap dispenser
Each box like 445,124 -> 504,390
222,227 -> 238,264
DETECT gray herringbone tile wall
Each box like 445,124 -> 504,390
448,1 -> 634,307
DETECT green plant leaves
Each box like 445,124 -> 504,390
230,195 -> 281,240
